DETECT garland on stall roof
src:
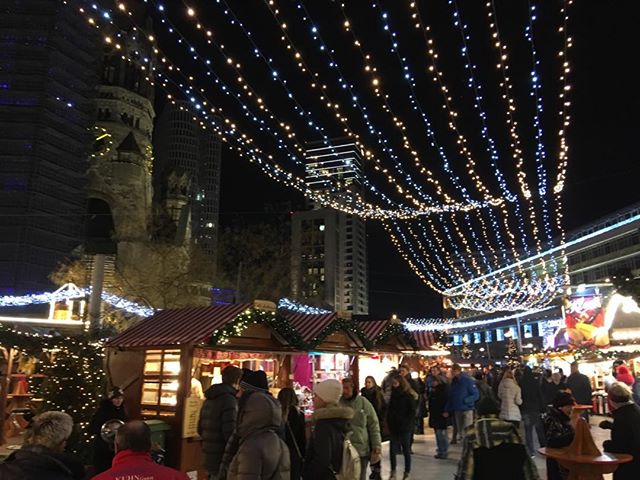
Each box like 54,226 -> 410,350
0,325 -> 106,462
310,317 -> 372,350
209,308 -> 307,348
373,323 -> 418,350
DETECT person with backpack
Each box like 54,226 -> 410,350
304,379 -> 357,480
340,377 -> 382,480
387,374 -> 417,480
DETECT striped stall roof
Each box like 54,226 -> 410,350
106,303 -> 253,348
357,320 -> 389,343
412,330 -> 435,349
280,311 -> 338,343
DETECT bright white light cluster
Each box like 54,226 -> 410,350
0,284 -> 154,318
404,306 -> 557,332
277,297 -> 331,315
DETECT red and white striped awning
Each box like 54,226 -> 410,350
280,311 -> 338,343
412,330 -> 435,349
357,320 -> 389,343
105,303 -> 253,348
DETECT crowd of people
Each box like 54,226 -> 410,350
0,360 -> 639,480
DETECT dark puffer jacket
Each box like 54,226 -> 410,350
387,387 -> 417,435
603,402 -> 640,480
0,444 -> 85,480
227,391 -> 291,480
198,383 -> 238,474
303,404 -> 353,480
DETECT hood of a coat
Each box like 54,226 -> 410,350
237,391 -> 281,438
5,445 -> 79,477
205,382 -> 237,400
313,403 -> 354,421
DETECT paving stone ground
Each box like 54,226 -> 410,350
373,415 -> 614,479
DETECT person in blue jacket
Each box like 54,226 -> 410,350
443,364 -> 479,444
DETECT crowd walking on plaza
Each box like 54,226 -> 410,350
1,360 -> 640,480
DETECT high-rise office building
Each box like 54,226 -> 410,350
153,101 -> 223,264
291,141 -> 369,314
0,1 -> 99,293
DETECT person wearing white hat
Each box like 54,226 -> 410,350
303,380 -> 354,480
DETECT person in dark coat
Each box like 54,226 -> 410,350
543,392 -> 577,480
566,361 -> 593,406
541,372 -> 564,409
473,370 -> 498,407
198,365 -> 242,479
0,411 -> 85,480
89,386 -> 128,474
303,379 -> 354,480
427,374 -> 449,459
387,374 -> 417,479
278,387 -> 306,480
519,366 -> 547,456
602,383 -> 640,480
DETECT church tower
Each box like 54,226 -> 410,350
86,25 -> 155,244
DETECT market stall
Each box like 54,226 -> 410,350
105,301 -> 297,478
356,320 -> 401,386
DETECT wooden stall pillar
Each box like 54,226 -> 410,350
0,348 -> 14,445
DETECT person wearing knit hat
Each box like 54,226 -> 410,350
615,365 -> 635,387
543,392 -> 577,480
303,380 -> 354,480
313,379 -> 342,404
340,377 -> 382,480
240,370 -> 269,393
602,382 -> 640,480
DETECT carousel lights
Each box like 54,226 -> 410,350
403,305 -> 556,332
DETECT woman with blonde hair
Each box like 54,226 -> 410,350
498,368 -> 523,428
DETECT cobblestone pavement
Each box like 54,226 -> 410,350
374,416 -> 614,479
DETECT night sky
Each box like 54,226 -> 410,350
150,1 -> 639,319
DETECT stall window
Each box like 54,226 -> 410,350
452,334 -> 462,346
141,349 -> 181,417
473,332 -> 482,344
485,330 -> 493,343
496,329 -> 504,341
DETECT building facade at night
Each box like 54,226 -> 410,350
153,100 -> 223,264
0,1 -> 99,293
291,141 -> 369,314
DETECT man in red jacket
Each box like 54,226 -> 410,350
92,420 -> 188,480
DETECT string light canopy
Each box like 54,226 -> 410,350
72,0 -> 575,312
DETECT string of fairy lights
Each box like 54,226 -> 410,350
68,0 -> 575,312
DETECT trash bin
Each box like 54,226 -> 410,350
145,419 -> 171,450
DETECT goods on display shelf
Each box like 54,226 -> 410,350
358,353 -> 401,386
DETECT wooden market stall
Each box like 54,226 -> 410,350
104,301 -> 297,478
